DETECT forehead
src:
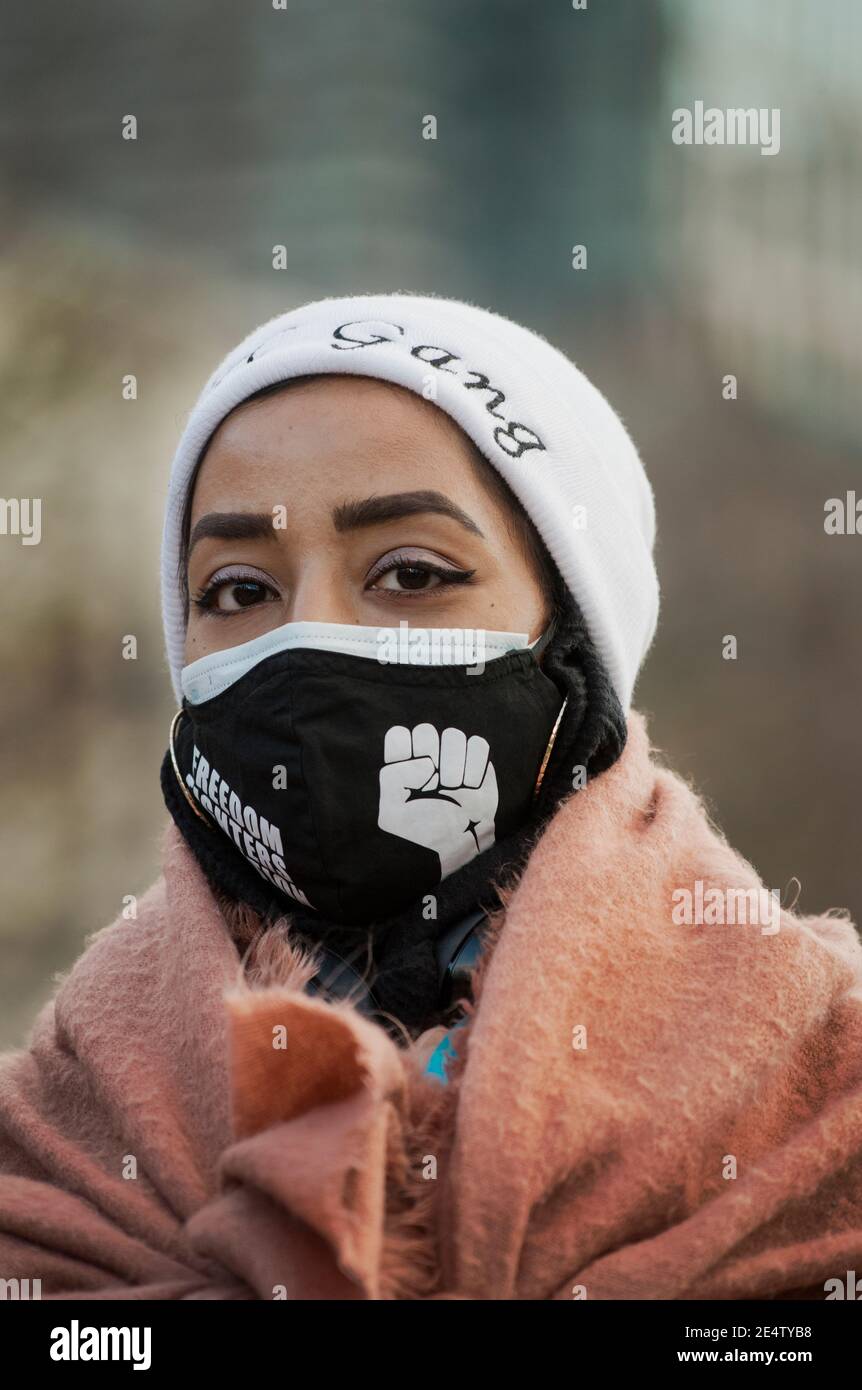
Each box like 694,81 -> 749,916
189,374 -> 480,511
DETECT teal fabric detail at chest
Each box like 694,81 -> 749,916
424,1016 -> 470,1084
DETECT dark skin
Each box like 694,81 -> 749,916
183,375 -> 550,665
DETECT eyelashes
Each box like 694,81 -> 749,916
192,578 -> 275,613
191,552 -> 477,615
191,565 -> 277,614
366,551 -> 476,595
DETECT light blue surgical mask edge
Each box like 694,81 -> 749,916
181,620 -> 540,706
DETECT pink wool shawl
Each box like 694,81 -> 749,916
1,711 -> 861,1300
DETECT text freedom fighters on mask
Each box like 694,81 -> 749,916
186,744 -> 312,906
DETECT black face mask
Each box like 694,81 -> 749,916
169,622 -> 565,926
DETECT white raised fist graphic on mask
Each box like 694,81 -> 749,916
377,722 -> 498,877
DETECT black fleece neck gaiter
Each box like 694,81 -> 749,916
160,594 -> 626,1039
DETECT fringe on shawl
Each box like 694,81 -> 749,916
215,891 -> 495,1299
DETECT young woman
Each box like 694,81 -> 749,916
1,293 -> 860,1301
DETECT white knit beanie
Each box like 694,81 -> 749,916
161,292 -> 659,711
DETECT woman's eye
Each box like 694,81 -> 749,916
367,551 -> 475,596
194,577 -> 277,612
374,564 -> 444,592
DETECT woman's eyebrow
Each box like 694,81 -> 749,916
332,490 -> 484,536
189,511 -> 276,552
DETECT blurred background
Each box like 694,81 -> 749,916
1,0 -> 859,1047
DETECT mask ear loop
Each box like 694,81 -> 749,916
169,708 -> 214,827
527,611 -> 558,662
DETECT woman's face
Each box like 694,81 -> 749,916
184,375 -> 550,665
